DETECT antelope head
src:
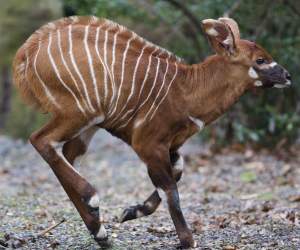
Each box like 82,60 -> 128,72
201,17 -> 292,89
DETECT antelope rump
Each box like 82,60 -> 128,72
13,16 -> 291,248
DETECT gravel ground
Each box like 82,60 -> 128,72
0,131 -> 300,250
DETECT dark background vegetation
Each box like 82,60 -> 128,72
0,0 -> 299,147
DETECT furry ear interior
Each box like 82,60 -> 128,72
201,19 -> 237,56
218,17 -> 240,40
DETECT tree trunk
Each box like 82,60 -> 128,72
0,65 -> 11,129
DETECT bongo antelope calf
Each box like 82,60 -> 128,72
13,16 -> 291,248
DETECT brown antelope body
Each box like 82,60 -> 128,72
13,16 -> 291,248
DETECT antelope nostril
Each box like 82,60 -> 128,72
285,72 -> 291,81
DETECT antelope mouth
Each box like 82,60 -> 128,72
274,80 -> 292,89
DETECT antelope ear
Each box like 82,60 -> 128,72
201,19 -> 237,57
218,17 -> 240,40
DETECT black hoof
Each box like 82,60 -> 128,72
94,237 -> 112,249
119,205 -> 141,223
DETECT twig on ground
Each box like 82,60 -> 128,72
37,218 -> 66,237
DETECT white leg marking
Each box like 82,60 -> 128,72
107,35 -> 136,120
113,45 -> 148,123
148,62 -> 179,121
48,33 -> 86,116
173,155 -> 184,173
88,194 -> 100,208
57,29 -> 90,112
33,41 -> 61,109
145,200 -> 155,210
118,48 -> 159,128
84,25 -> 101,108
248,67 -> 259,79
133,57 -> 161,128
189,116 -> 205,130
96,224 -> 107,239
68,25 -> 95,113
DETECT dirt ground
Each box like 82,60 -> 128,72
0,131 -> 300,250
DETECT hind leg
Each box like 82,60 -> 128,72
30,117 -> 108,246
119,151 -> 183,222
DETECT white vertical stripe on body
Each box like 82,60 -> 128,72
95,26 -> 112,108
57,29 -> 90,112
103,29 -> 116,108
106,34 -> 135,119
108,30 -> 120,110
84,25 -> 101,108
47,33 -> 86,115
68,25 -> 95,113
33,41 -> 60,109
113,45 -> 148,123
149,62 -> 178,121
25,50 -> 29,81
139,55 -> 171,124
132,57 -> 161,129
118,48 -> 158,129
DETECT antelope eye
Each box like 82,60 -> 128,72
256,58 -> 265,65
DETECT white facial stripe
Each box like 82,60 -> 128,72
118,48 -> 158,129
107,35 -> 135,120
58,30 -> 90,112
189,116 -> 205,130
95,26 -> 109,108
48,33 -> 86,115
84,25 -> 101,108
68,25 -> 95,113
133,57 -> 161,128
34,41 -> 61,110
248,67 -> 258,79
269,62 -> 277,67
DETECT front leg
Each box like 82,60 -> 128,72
119,151 -> 183,222
135,144 -> 196,249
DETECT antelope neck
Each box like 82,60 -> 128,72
184,55 -> 249,125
